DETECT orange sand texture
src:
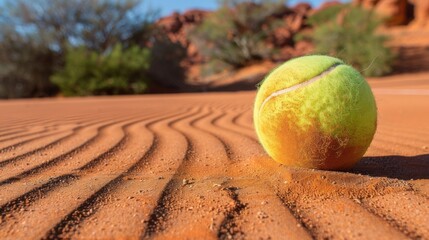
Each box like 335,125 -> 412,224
0,73 -> 428,239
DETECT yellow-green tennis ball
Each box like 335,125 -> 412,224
254,55 -> 377,170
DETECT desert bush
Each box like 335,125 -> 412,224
0,0 -> 155,98
0,28 -> 58,98
51,44 -> 150,96
308,4 -> 394,77
148,32 -> 188,89
306,4 -> 344,26
190,0 -> 287,75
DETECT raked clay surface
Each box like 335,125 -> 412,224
0,73 -> 428,239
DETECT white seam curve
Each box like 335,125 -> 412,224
259,63 -> 343,113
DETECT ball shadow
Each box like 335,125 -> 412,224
351,154 -> 429,180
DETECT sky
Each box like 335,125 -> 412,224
144,0 -> 350,17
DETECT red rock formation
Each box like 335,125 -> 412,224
353,0 -> 378,9
352,0 -> 429,28
156,9 -> 209,65
353,0 -> 409,26
271,5 -> 310,49
410,0 -> 429,28
157,12 -> 182,33
155,5 -> 312,67
317,1 -> 343,11
293,2 -> 312,15
377,0 -> 409,26
287,4 -> 311,33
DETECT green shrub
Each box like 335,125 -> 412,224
0,0 -> 156,98
307,4 -> 345,26
190,0 -> 286,75
51,44 -> 150,96
148,32 -> 187,89
0,31 -> 58,98
308,4 -> 394,77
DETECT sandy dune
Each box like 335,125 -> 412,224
0,74 -> 428,239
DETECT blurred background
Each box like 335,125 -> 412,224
0,0 -> 428,99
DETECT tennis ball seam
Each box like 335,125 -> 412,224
258,62 -> 344,114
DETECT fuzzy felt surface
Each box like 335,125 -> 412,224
254,55 -> 377,170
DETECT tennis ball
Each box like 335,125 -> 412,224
254,55 -> 377,170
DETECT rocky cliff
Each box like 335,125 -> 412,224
353,0 -> 429,28
155,4 -> 313,67
152,1 -> 428,91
